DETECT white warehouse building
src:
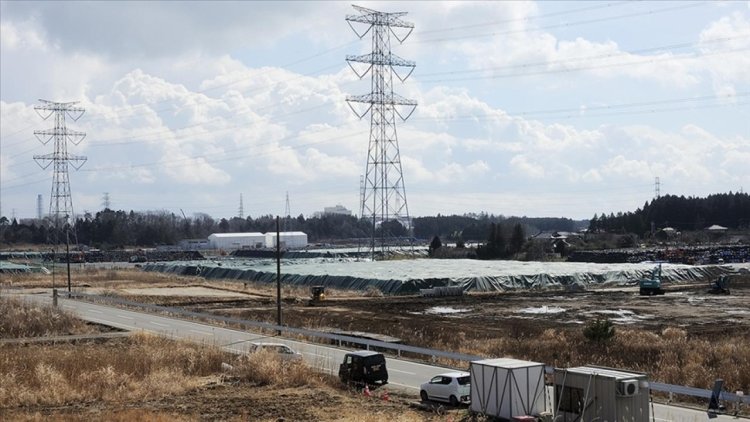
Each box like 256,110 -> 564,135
265,231 -> 308,249
208,232 -> 265,250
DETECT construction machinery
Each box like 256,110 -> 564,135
707,275 -> 731,295
639,263 -> 665,296
308,286 -> 326,306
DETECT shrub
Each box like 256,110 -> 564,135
583,318 -> 615,343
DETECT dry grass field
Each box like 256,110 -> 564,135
3,265 -> 750,417
0,295 -> 454,421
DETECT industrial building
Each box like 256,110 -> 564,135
314,204 -> 352,218
207,231 -> 308,250
208,232 -> 265,250
265,231 -> 308,249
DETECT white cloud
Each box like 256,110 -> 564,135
698,11 -> 750,95
510,155 -> 545,179
2,2 -> 748,219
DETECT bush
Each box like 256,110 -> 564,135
583,318 -> 615,343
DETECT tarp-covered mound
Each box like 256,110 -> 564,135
143,259 -> 750,295
0,262 -> 50,274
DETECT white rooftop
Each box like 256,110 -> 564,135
209,232 -> 264,238
472,358 -> 544,368
563,366 -> 646,380
266,231 -> 307,236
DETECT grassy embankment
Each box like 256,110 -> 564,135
0,296 -> 433,421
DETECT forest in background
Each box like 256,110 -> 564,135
1,192 -> 747,249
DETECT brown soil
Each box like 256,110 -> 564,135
168,275 -> 750,342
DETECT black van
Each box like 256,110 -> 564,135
338,351 -> 388,386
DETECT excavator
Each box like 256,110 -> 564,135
707,275 -> 731,295
639,263 -> 665,296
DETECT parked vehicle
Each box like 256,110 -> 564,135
420,371 -> 471,406
249,342 -> 302,361
338,351 -> 388,386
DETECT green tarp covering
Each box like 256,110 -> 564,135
144,259 -> 750,295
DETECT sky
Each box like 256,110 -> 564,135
1,1 -> 748,221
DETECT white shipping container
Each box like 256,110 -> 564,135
470,358 -> 546,420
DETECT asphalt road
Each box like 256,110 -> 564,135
21,293 -> 748,421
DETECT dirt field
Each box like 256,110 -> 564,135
3,267 -> 750,418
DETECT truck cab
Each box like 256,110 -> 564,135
338,351 -> 388,386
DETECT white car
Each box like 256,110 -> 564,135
420,371 -> 471,406
249,342 -> 303,361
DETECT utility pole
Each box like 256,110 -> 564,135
33,100 -> 86,270
66,223 -> 71,295
346,5 -> 417,259
276,216 -> 282,333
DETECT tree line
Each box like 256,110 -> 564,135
589,192 -> 750,234
1,209 -> 581,249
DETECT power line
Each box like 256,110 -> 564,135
418,1 -> 632,35
415,35 -> 748,79
410,92 -> 749,123
412,2 -> 708,44
414,47 -> 750,85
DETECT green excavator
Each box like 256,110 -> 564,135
639,263 -> 665,296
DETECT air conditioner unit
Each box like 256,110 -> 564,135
617,379 -> 640,396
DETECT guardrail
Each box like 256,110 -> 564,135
650,381 -> 749,405
65,291 -> 484,363
64,291 -> 750,406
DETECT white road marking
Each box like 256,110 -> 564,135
151,322 -> 169,327
190,329 -> 212,335
88,309 -> 102,314
305,352 -> 333,358
63,305 -> 75,309
389,382 -> 419,390
116,314 -> 134,320
388,368 -> 416,375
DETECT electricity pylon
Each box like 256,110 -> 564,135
33,99 -> 87,240
346,5 -> 417,259
283,191 -> 291,232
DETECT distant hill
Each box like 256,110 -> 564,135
589,192 -> 750,233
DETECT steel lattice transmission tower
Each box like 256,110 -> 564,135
33,99 -> 87,232
346,5 -> 417,257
